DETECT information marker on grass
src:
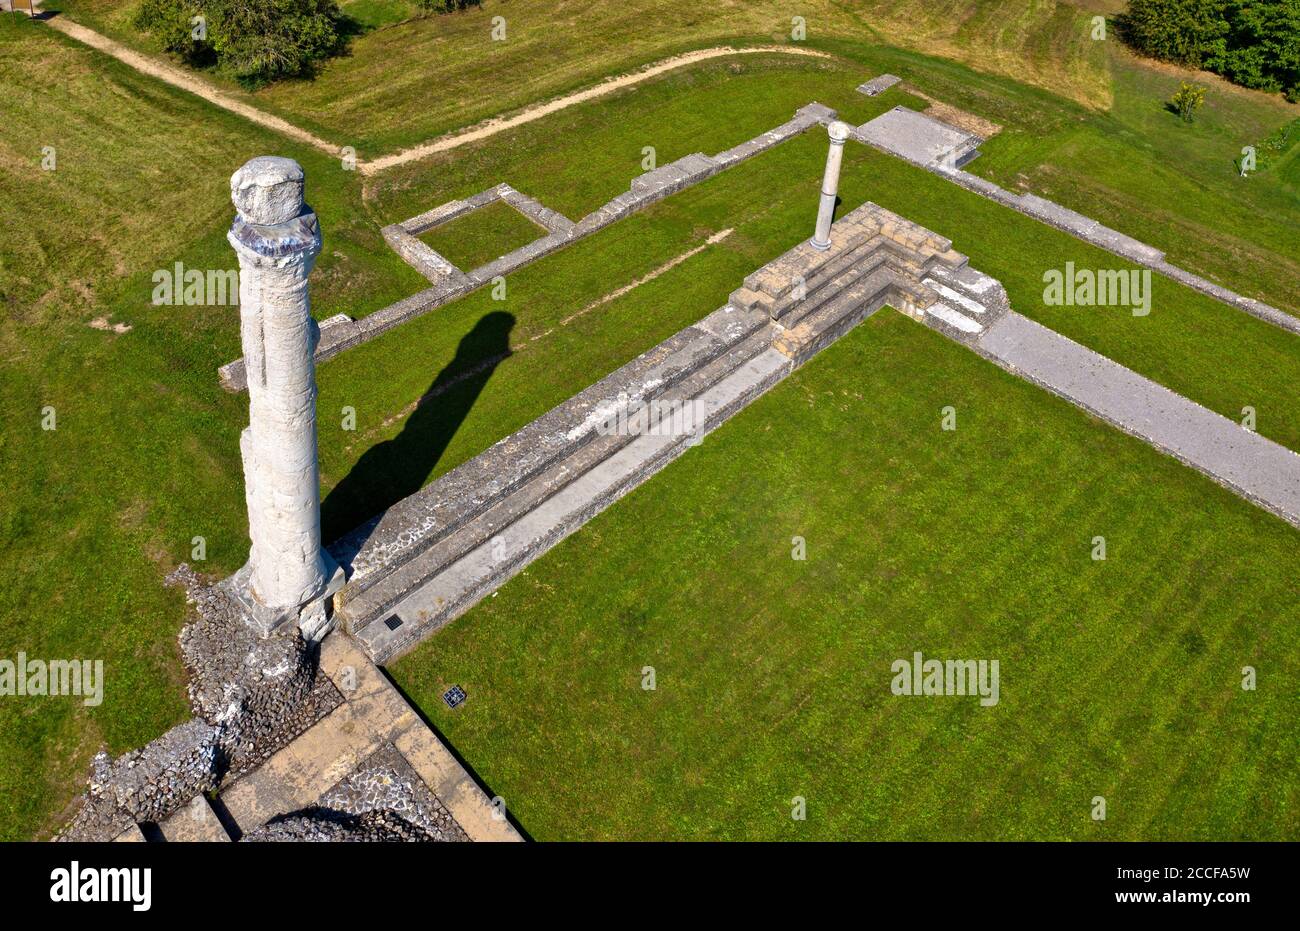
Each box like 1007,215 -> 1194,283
225,156 -> 343,640
810,120 -> 851,251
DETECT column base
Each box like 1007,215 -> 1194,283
809,237 -> 831,252
220,555 -> 347,641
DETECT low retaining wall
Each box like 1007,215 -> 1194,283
218,103 -> 836,391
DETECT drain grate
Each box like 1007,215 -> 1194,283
383,615 -> 403,631
443,685 -> 467,709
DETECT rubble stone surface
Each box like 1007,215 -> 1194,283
57,565 -> 339,841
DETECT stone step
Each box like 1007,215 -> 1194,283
924,303 -> 985,343
741,221 -> 879,303
158,794 -> 233,842
774,265 -> 901,364
330,305 -> 769,605
779,244 -> 915,329
343,321 -> 777,633
731,232 -> 894,320
923,265 -> 1010,323
357,344 -> 794,664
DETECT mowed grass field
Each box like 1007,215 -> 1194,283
51,0 -> 1109,152
0,7 -> 1296,840
392,311 -> 1300,841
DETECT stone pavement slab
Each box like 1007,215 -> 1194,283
979,312 -> 1300,527
217,633 -> 521,841
857,106 -> 981,168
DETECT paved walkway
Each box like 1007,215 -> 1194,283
979,312 -> 1300,528
851,104 -> 1300,337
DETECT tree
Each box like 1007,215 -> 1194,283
134,0 -> 347,86
1213,0 -> 1300,99
1170,81 -> 1207,121
1121,0 -> 1227,67
1121,1 -> 1300,100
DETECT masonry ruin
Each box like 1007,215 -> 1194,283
61,87 -> 1300,841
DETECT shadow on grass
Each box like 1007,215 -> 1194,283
322,310 -> 515,541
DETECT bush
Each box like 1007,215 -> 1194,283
1122,0 -> 1227,67
1121,1 -> 1300,100
415,0 -> 481,14
1170,81 -> 1207,121
133,0 -> 347,86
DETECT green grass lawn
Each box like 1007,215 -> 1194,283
417,200 -> 549,272
50,0 -> 1107,152
392,311 -> 1300,841
1,9 -> 1296,841
0,19 -> 417,840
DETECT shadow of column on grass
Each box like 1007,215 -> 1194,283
322,310 -> 515,543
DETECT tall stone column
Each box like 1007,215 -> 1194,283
810,121 -> 851,251
227,156 -> 339,637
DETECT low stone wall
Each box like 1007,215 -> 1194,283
335,202 -> 1003,662
218,103 -> 836,391
850,109 -> 1300,336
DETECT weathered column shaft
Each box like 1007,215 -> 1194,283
811,121 -> 851,251
228,157 -> 329,611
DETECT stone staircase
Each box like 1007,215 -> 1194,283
329,202 -> 996,663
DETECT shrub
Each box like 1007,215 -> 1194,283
133,0 -> 347,86
1170,81 -> 1207,121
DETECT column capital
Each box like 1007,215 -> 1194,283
228,156 -> 321,269
228,211 -> 322,269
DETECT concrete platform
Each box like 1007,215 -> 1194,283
856,106 -> 982,168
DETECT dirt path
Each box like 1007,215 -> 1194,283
43,16 -> 341,157
360,46 -> 832,174
41,15 -> 830,174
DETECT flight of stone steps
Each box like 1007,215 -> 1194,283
330,202 -> 1000,663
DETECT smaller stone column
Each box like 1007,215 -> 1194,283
810,121 -> 852,252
